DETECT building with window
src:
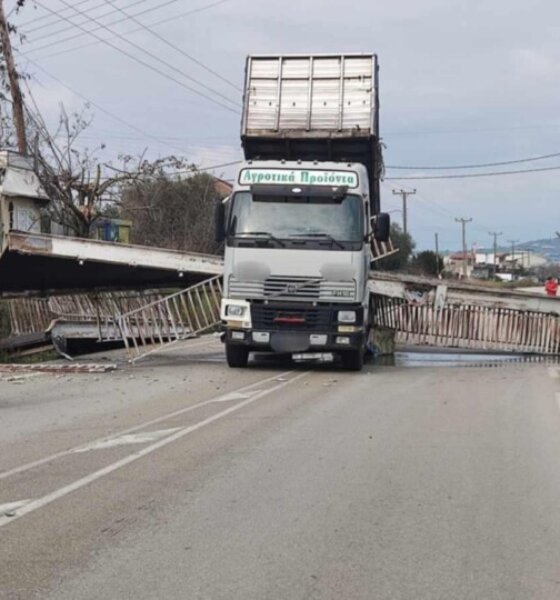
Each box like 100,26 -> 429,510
0,150 -> 48,250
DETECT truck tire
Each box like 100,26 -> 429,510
226,342 -> 249,368
341,348 -> 364,371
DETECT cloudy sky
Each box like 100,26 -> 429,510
8,0 -> 560,250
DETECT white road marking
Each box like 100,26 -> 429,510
0,371 -> 309,529
0,499 -> 32,515
213,390 -> 264,403
0,369 -> 297,482
72,429 -> 182,453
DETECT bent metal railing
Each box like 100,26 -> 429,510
370,274 -> 560,355
115,276 -> 223,362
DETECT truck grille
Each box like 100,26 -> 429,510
229,276 -> 355,301
251,304 -> 332,331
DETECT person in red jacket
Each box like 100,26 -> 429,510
545,277 -> 558,296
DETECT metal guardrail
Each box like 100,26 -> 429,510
8,298 -> 52,335
7,291 -> 167,338
370,274 -> 560,355
116,276 -> 223,362
373,295 -> 560,354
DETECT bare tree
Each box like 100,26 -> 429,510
25,102 -> 190,237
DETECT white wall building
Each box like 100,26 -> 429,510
0,149 -> 48,250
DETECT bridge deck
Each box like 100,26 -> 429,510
0,232 -> 224,297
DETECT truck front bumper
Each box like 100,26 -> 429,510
221,301 -> 366,354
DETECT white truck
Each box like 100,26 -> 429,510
216,54 -> 390,370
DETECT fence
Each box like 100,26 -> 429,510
116,276 -> 223,361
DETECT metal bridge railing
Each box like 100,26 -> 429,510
116,276 -> 223,362
370,274 -> 560,355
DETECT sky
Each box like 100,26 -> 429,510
6,0 -> 560,251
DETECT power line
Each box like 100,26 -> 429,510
24,0 -> 149,37
16,0 -> 93,28
33,0 -> 239,113
97,160 -> 242,182
28,1 -> 238,97
385,164 -> 560,180
384,122 -> 560,138
176,160 -> 242,174
47,0 -> 239,108
21,57 -> 196,156
381,179 -> 496,236
102,0 -> 241,92
23,0 -> 228,57
386,151 -> 560,170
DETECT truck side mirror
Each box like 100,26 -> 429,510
215,201 -> 226,243
372,212 -> 390,242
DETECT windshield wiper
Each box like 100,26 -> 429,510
289,233 -> 345,249
234,231 -> 286,247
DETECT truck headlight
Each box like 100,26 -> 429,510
338,310 -> 356,323
227,305 -> 246,317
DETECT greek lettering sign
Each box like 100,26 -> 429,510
239,168 -> 359,188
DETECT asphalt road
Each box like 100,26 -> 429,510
2,339 -> 560,599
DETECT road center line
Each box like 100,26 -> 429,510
0,499 -> 32,515
0,370 -> 309,528
0,369 -> 298,481
72,428 -> 182,453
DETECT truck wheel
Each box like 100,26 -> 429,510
226,343 -> 249,368
341,348 -> 364,371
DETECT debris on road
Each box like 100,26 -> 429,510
0,363 -> 117,374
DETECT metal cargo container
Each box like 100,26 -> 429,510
241,54 -> 382,211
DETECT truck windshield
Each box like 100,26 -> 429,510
228,192 -> 363,247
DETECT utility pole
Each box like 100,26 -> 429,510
392,188 -> 416,236
435,232 -> 441,277
0,0 -> 27,153
508,239 -> 519,272
455,217 -> 472,278
489,231 -> 502,276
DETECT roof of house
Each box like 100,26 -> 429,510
214,177 -> 233,197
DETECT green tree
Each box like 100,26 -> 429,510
119,172 -> 225,254
378,223 -> 415,271
410,250 -> 444,276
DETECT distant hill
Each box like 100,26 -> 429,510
476,237 -> 560,263
440,237 -> 560,262
510,237 -> 560,263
